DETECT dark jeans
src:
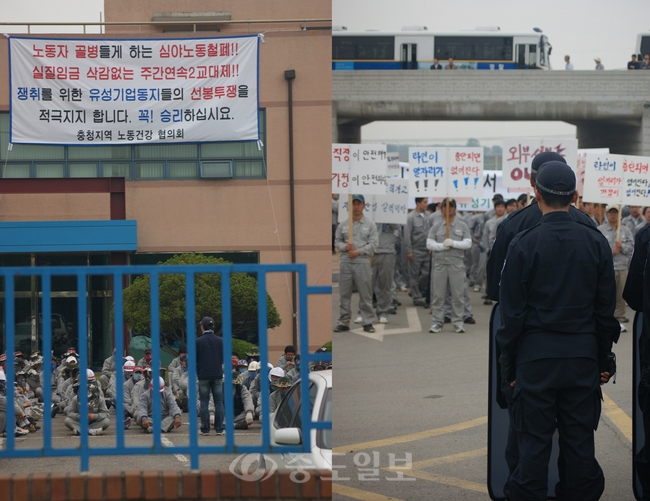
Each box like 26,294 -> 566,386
199,378 -> 224,434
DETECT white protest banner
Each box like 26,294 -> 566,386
457,170 -> 509,212
408,147 -> 447,198
447,147 -> 484,199
502,138 -> 578,189
387,152 -> 401,177
9,35 -> 260,145
621,155 -> 650,206
332,143 -> 388,195
583,153 -> 625,205
576,149 -> 609,195
339,178 -> 409,224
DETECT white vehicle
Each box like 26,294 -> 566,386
261,369 -> 332,471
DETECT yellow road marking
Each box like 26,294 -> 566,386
601,391 -> 632,443
407,447 -> 487,469
395,468 -> 488,494
332,483 -> 407,501
333,415 -> 487,453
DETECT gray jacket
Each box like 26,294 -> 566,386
597,223 -> 634,270
404,210 -> 430,255
66,394 -> 110,423
426,218 -> 472,265
375,223 -> 400,254
138,387 -> 182,421
335,214 -> 378,264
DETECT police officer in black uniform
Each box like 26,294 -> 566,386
623,222 -> 650,500
486,151 -> 597,302
496,161 -> 619,501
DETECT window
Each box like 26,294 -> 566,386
434,36 -> 513,61
0,110 -> 266,180
333,36 -> 395,60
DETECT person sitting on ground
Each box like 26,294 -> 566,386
136,348 -> 152,369
137,377 -> 182,434
171,354 -> 189,412
276,346 -> 296,372
230,370 -> 255,430
166,345 -> 186,387
64,380 -> 110,436
123,366 -> 144,429
269,377 -> 293,414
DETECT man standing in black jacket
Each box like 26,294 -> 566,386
196,316 -> 225,436
497,161 -> 618,500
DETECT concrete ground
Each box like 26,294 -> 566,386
332,273 -> 638,501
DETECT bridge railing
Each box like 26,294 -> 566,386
0,263 -> 331,471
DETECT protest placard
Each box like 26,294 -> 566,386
408,147 -> 447,198
447,147 -> 484,199
583,153 -> 626,205
502,138 -> 578,189
339,178 -> 409,224
9,35 -> 260,145
332,143 -> 388,195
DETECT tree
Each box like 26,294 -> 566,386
121,253 -> 281,346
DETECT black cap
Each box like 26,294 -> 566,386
531,151 -> 566,174
535,161 -> 576,196
200,316 -> 215,329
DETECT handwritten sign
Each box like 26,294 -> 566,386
332,143 -> 388,195
502,138 -> 578,189
456,170 -> 510,212
387,152 -> 401,177
408,147 -> 447,197
583,153 -> 650,205
339,178 -> 409,224
448,147 -> 484,198
576,149 -> 609,195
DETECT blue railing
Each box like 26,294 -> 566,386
0,263 -> 331,470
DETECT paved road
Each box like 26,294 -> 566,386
332,283 -> 637,501
0,414 -> 267,473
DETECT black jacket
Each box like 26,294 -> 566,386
196,330 -> 223,380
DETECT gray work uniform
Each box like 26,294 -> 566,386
427,218 -> 472,328
598,222 -> 634,320
167,355 -> 182,386
468,214 -> 485,286
622,214 -> 644,235
404,210 -> 431,302
64,395 -> 111,433
335,214 -> 379,326
393,225 -> 409,290
373,223 -> 400,316
137,387 -> 182,432
100,355 -> 115,390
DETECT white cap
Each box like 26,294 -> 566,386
248,361 -> 258,372
125,356 -> 135,362
66,356 -> 78,364
0,368 -> 5,381
268,367 -> 285,382
123,361 -> 136,372
86,369 -> 96,380
150,376 -> 165,392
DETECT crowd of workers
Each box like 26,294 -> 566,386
0,339 -> 331,439
333,151 -> 650,500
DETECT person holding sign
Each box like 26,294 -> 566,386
334,195 -> 379,333
597,205 -> 634,332
496,161 -> 618,501
426,199 -> 472,334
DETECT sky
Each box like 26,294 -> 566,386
2,1 -> 649,146
333,0 -> 650,146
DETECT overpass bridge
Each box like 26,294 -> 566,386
332,71 -> 650,155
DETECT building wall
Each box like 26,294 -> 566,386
0,1 -> 332,359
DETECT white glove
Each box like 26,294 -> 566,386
443,238 -> 454,249
246,412 -> 253,425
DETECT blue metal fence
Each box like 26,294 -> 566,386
0,263 -> 332,471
